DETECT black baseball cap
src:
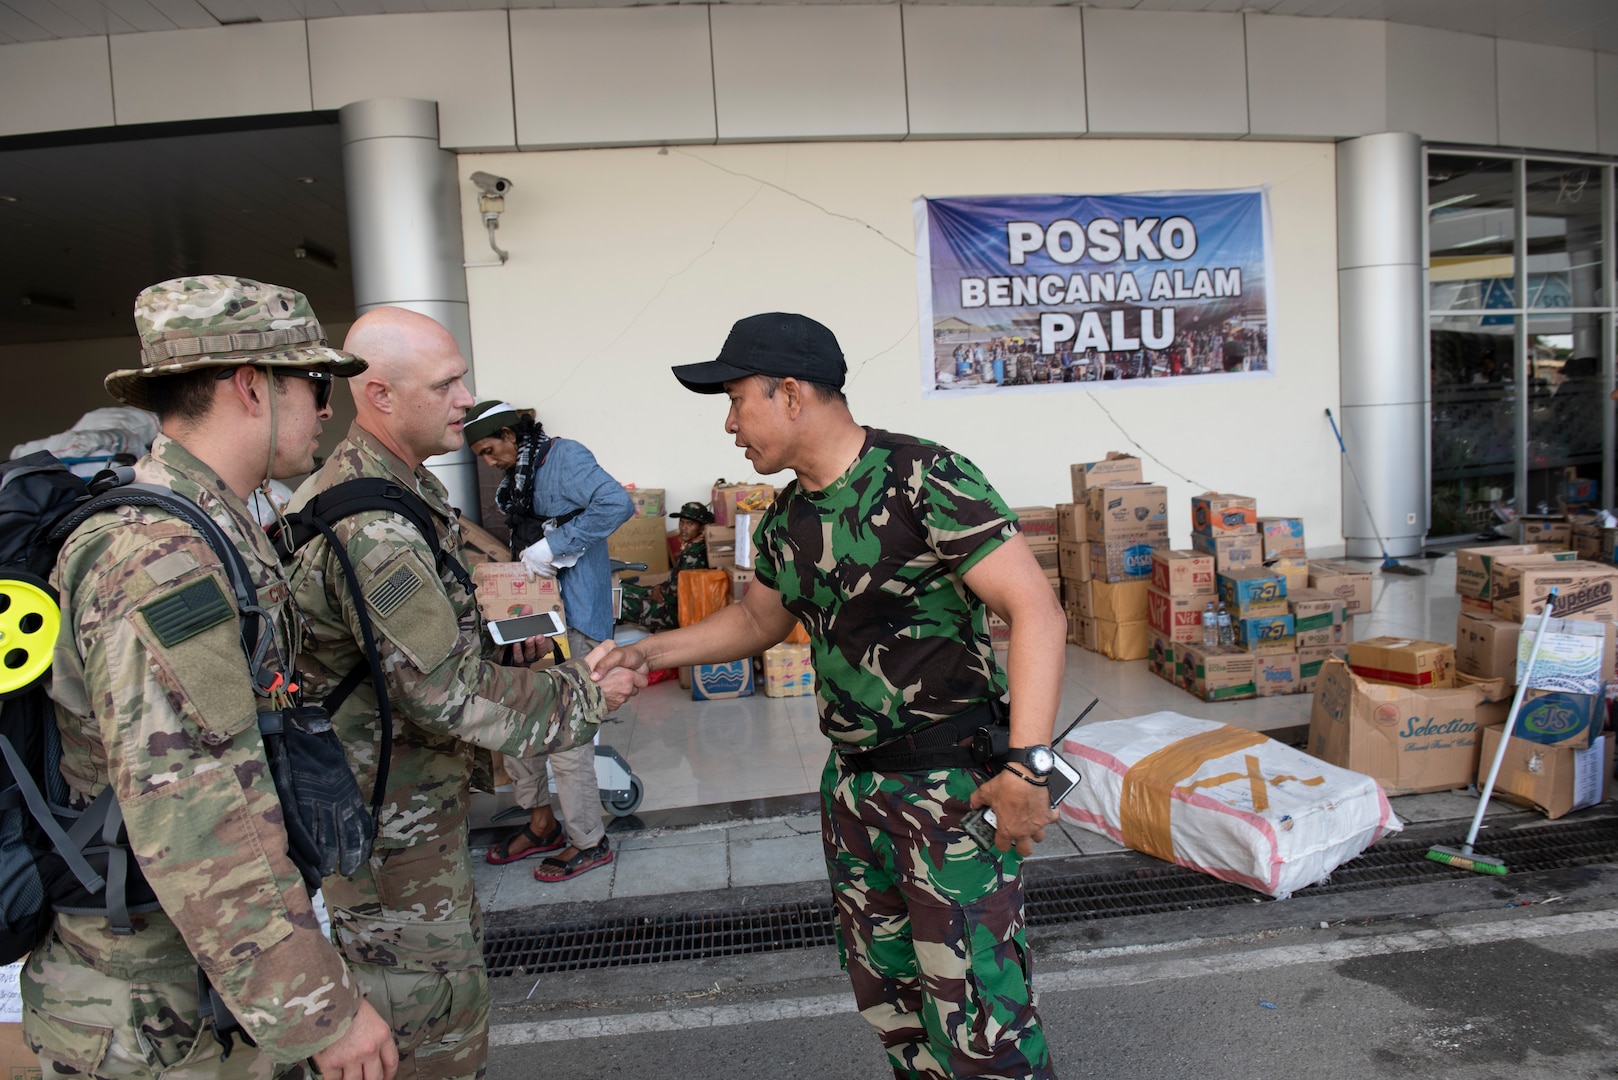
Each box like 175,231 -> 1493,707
672,312 -> 846,394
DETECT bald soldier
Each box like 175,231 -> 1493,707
24,277 -> 395,1080
285,306 -> 641,1080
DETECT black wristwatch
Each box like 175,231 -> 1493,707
1001,745 -> 1056,778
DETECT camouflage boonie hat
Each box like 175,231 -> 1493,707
669,501 -> 715,525
106,275 -> 368,410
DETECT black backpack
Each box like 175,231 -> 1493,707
0,452 -> 371,966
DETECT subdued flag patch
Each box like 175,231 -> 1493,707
368,561 -> 425,618
140,576 -> 233,647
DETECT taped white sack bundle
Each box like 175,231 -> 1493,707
1061,712 -> 1402,899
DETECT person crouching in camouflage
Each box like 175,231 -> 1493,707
25,277 -> 397,1080
284,306 -> 642,1080
617,500 -> 714,633
591,313 -> 1067,1079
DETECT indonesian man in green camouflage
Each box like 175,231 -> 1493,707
27,277 -> 396,1080
285,306 -> 641,1080
592,313 -> 1068,1079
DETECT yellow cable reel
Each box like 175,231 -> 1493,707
0,575 -> 60,697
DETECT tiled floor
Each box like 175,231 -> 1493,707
594,555 -> 1460,814
473,554 -> 1532,911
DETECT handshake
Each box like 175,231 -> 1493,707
583,639 -> 651,712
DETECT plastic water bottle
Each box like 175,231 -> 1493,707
1202,602 -> 1218,649
1217,604 -> 1234,647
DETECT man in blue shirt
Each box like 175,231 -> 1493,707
466,401 -> 635,879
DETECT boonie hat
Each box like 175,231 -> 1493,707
107,276 -> 367,411
464,400 -> 525,446
672,312 -> 846,395
669,501 -> 715,525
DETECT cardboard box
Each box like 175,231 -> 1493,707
1493,562 -> 1618,622
1233,612 -> 1296,654
691,658 -> 755,700
471,562 -> 565,623
1191,492 -> 1258,537
1070,452 -> 1143,500
1308,660 -> 1489,795
1454,545 -> 1570,605
1147,586 -> 1206,644
1515,614 -> 1615,697
1148,633 -> 1176,681
1512,686 -> 1605,749
1013,506 -> 1058,548
1571,522 -> 1618,563
1218,567 -> 1288,617
1032,545 -> 1059,572
624,486 -> 665,518
1089,535 -> 1167,583
0,1022 -> 39,1080
703,524 -> 736,569
1067,611 -> 1097,649
1059,541 -> 1092,582
1091,579 -> 1150,623
729,565 -> 756,600
1176,644 -> 1257,702
711,482 -> 774,527
1267,556 -> 1310,594
1093,618 -> 1150,661
1478,727 -> 1612,819
608,516 -> 672,574
1290,588 -> 1347,648
1191,532 -> 1263,573
987,612 -> 1012,651
1521,515 -> 1572,549
1087,484 -> 1169,538
1258,516 -> 1306,559
1297,644 -> 1350,694
762,642 -> 815,698
1064,578 -> 1094,617
1307,560 -> 1374,615
1349,636 -> 1456,689
1255,652 -> 1302,697
1056,503 -> 1087,544
1151,549 -> 1216,596
457,517 -> 511,568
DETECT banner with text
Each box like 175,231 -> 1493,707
915,189 -> 1273,397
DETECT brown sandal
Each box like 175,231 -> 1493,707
485,822 -> 565,865
534,838 -> 613,882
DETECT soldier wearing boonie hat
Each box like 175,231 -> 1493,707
24,276 -> 397,1080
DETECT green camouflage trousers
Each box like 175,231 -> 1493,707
20,932 -> 299,1080
322,813 -> 490,1080
821,753 -> 1054,1080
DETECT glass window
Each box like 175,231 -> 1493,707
1429,155 -> 1517,312
1430,315 -> 1518,537
1526,313 -> 1604,510
1525,163 -> 1604,309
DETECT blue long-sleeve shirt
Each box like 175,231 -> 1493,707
527,438 -> 635,641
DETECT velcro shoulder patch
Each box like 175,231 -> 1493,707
368,560 -> 425,618
139,576 -> 234,648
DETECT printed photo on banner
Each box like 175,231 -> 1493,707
914,189 -> 1274,397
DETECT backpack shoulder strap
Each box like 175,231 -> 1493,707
282,478 -> 473,594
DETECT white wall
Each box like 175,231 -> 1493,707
458,139 -> 1345,552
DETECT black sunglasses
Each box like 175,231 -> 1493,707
218,365 -> 334,410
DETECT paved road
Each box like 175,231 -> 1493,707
487,864 -> 1618,1079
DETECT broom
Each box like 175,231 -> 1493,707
1425,587 -> 1560,874
1324,408 -> 1425,576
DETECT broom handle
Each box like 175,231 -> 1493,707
1324,408 -> 1390,558
1463,588 -> 1558,852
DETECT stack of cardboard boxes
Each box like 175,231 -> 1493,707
1058,453 -> 1170,661
1306,543 -> 1617,814
1145,493 -> 1371,702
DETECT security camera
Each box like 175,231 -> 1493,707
470,172 -> 512,197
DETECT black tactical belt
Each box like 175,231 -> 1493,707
839,700 -> 1005,773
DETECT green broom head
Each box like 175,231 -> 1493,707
1426,845 -> 1507,875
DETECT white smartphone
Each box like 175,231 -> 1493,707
487,610 -> 566,645
963,756 -> 1082,850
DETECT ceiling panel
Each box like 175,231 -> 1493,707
0,3 -> 55,38
5,0 -> 95,36
0,119 -> 353,344
99,0 -> 178,31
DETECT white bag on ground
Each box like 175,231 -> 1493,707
1061,712 -> 1402,899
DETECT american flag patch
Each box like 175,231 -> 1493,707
368,562 -> 425,617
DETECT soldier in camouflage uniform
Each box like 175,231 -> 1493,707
285,306 -> 640,1080
594,313 -> 1068,1079
26,277 -> 397,1080
617,500 -> 714,633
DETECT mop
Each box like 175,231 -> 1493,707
1324,408 -> 1425,576
1425,587 -> 1559,874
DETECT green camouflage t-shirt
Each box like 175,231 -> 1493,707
753,427 -> 1017,748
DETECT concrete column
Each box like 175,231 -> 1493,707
339,98 -> 480,520
1336,132 -> 1426,559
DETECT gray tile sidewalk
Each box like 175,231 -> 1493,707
473,789 -> 1511,915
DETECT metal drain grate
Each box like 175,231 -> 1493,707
483,817 -> 1618,977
